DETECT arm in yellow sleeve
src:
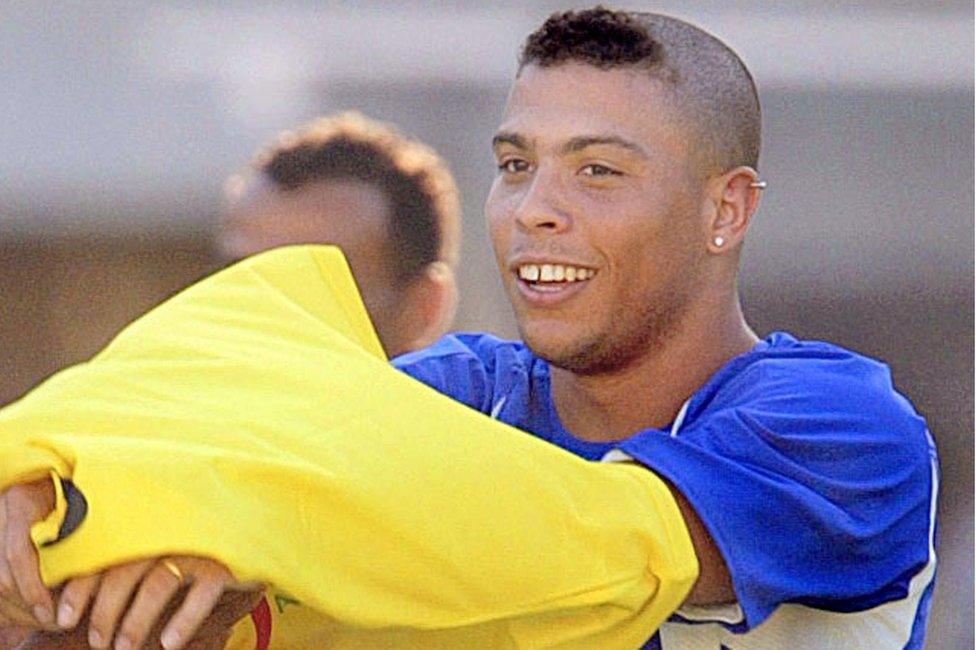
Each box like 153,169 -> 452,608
0,245 -> 697,648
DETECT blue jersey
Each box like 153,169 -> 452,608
394,331 -> 938,649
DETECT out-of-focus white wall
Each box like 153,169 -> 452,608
1,1 -> 971,317
1,2 -> 971,647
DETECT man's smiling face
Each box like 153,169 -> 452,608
487,62 -> 710,374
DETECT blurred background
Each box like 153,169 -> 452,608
0,1 -> 971,646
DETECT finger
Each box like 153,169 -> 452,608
56,573 -> 100,630
0,591 -> 40,627
0,561 -> 11,596
159,576 -> 227,650
165,582 -> 262,650
87,560 -> 152,649
4,501 -> 54,627
0,561 -> 12,597
112,563 -> 183,650
0,500 -> 13,594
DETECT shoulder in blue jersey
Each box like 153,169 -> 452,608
393,331 -> 938,648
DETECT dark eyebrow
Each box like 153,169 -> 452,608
562,135 -> 649,158
492,132 -> 529,150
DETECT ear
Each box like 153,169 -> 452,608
395,261 -> 458,354
703,166 -> 764,255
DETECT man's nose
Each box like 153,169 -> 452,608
513,169 -> 571,233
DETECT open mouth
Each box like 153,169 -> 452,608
516,263 -> 597,294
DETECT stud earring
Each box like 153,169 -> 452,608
713,236 -> 725,247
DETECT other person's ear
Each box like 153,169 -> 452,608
396,261 -> 457,355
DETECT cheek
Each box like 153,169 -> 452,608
593,215 -> 686,293
485,182 -> 513,258
485,177 -> 510,221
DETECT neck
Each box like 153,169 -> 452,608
550,291 -> 757,442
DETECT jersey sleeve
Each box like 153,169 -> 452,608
0,246 -> 699,648
616,349 -> 936,631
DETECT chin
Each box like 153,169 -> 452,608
518,322 -> 604,373
518,313 -> 668,376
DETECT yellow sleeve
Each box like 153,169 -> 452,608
0,245 -> 698,649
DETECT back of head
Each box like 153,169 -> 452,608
224,112 -> 462,355
230,111 -> 461,286
519,6 -> 761,175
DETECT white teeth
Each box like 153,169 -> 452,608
517,263 -> 595,284
519,265 -> 540,281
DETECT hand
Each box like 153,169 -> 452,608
0,480 -> 57,630
55,556 -> 262,650
14,586 -> 262,650
1,589 -> 41,628
1,624 -> 36,650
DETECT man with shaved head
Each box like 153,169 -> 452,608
2,7 -> 935,649
396,9 -> 935,645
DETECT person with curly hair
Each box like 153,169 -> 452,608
219,111 -> 460,357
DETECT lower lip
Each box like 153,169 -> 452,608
514,276 -> 593,306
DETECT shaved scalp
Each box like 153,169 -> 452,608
520,6 -> 761,173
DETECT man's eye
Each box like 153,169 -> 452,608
498,159 -> 530,174
579,164 -> 621,177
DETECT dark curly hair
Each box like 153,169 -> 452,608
520,6 -> 761,172
230,112 -> 460,285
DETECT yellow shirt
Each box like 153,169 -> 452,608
0,245 -> 697,648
